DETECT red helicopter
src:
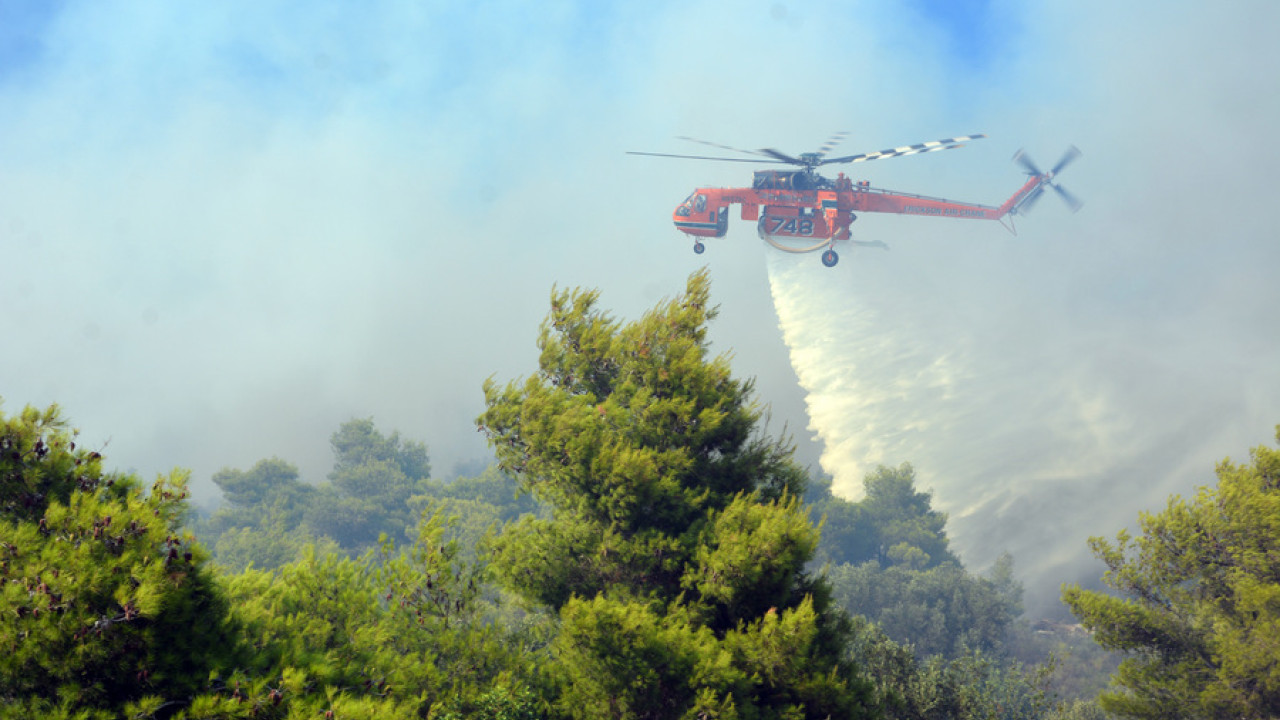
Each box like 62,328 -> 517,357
629,133 -> 1081,267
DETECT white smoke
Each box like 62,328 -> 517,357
762,224 -> 1280,617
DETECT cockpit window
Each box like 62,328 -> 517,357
694,194 -> 707,212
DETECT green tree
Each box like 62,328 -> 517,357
1045,699 -> 1112,720
808,465 -> 956,569
847,616 -> 1056,720
302,418 -> 433,553
404,464 -> 542,563
329,417 -> 431,490
861,464 -> 955,568
828,555 -> 1023,659
0,406 -> 537,719
225,506 -> 542,719
201,457 -> 319,571
1062,427 -> 1280,719
814,466 -> 1019,661
303,487 -> 397,552
0,404 -> 240,716
211,508 -> 339,573
219,548 -> 420,719
428,463 -> 540,522
211,456 -> 313,513
477,271 -> 878,719
197,421 -> 443,566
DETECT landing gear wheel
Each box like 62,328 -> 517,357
821,249 -> 839,267
693,241 -> 706,254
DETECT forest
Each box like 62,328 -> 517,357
2,270 -> 1277,719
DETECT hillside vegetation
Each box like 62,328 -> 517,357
4,271 -> 1275,719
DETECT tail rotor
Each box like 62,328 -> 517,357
1012,146 -> 1082,214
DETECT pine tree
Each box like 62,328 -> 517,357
1063,427 -> 1280,719
478,271 -> 879,719
0,404 -> 239,714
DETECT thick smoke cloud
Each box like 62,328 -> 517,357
760,2 -> 1280,615
1,1 -> 1277,616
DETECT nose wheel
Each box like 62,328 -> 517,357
821,248 -> 839,267
693,241 -> 706,254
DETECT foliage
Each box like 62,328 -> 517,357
30,268 -> 1270,719
210,508 -> 338,573
1002,627 -> 1122,706
848,616 -> 1057,720
552,595 -> 742,718
683,492 -> 819,629
479,270 -> 808,606
422,463 -> 540,523
809,464 -> 957,569
1062,427 -> 1280,719
223,505 -> 544,719
813,465 -> 1018,661
195,458 -> 319,572
300,418 -> 433,554
197,418 -> 444,569
329,417 -> 431,485
211,457 -> 313,518
1044,699 -> 1113,720
478,270 -> 877,719
0,404 -> 545,718
0,404 -> 108,523
0,404 -> 240,714
828,557 -> 1022,659
406,464 -> 542,563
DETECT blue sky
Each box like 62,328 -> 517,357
0,1 -> 63,81
907,0 -> 1002,69
3,0 -> 1279,616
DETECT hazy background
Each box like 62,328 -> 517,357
3,0 -> 1278,617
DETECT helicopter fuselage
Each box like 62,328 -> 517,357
634,133 -> 1078,266
671,172 -> 1036,244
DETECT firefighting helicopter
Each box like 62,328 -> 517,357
628,133 -> 1081,267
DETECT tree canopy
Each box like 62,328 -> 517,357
810,463 -> 957,569
7,267 -> 1196,719
478,269 -> 878,719
211,457 -> 313,512
0,402 -> 546,718
0,404 -> 240,716
1063,427 -> 1280,719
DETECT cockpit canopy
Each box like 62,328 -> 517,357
675,192 -> 708,217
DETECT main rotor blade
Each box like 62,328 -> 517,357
626,151 -> 788,164
675,136 -> 774,159
1051,182 -> 1083,213
822,142 -> 963,165
1013,149 -> 1042,176
1049,146 -> 1082,177
757,148 -> 805,165
815,131 -> 849,159
822,134 -> 985,165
